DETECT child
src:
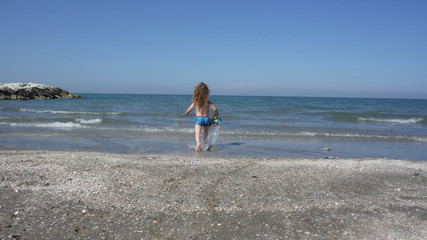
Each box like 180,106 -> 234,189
184,82 -> 219,151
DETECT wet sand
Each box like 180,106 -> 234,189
1,150 -> 426,239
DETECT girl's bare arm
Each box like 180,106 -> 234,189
185,103 -> 195,116
209,101 -> 219,116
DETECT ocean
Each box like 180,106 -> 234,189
1,94 -> 426,161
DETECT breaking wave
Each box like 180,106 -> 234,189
20,108 -> 120,115
357,117 -> 423,124
75,118 -> 103,124
2,120 -> 426,143
220,129 -> 427,143
9,122 -> 82,129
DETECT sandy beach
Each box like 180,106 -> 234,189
0,150 -> 426,239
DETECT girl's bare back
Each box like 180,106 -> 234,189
185,100 -> 218,117
196,101 -> 212,116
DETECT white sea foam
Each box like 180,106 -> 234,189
297,132 -> 317,136
138,126 -> 193,134
412,137 -> 427,142
9,122 -> 82,129
358,117 -> 423,124
74,125 -> 194,134
76,118 -> 103,124
20,108 -> 120,115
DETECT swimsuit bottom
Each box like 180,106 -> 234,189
195,116 -> 212,127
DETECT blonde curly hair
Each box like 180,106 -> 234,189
192,82 -> 210,107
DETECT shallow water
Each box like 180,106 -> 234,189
1,94 -> 426,160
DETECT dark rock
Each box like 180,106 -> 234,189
0,83 -> 81,101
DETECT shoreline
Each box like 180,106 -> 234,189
1,136 -> 427,162
1,150 -> 426,239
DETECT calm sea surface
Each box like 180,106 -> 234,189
1,94 -> 426,161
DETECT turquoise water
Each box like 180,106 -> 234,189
1,94 -> 426,160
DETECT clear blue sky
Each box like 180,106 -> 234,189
1,0 -> 426,98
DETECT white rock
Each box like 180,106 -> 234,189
0,83 -> 53,91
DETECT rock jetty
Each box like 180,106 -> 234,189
0,83 -> 81,100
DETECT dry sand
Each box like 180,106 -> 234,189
0,150 -> 426,239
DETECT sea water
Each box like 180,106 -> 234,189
1,94 -> 426,161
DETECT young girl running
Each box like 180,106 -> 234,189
184,82 -> 219,151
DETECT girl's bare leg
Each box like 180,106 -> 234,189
195,125 -> 202,151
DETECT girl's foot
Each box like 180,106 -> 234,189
196,143 -> 201,151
